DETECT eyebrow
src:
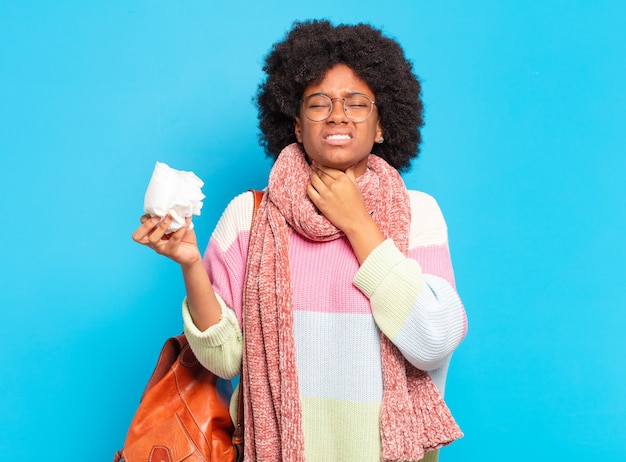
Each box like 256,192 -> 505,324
303,91 -> 372,99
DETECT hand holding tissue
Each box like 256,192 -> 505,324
143,162 -> 205,233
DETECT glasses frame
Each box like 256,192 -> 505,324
300,93 -> 377,123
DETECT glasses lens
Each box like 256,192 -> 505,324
344,95 -> 373,122
303,95 -> 332,122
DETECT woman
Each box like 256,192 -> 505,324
133,20 -> 467,462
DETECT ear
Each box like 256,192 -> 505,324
375,118 -> 383,143
294,116 -> 303,143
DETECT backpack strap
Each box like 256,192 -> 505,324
251,189 -> 264,215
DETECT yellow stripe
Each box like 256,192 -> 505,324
301,397 -> 381,462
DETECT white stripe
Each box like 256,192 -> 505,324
210,191 -> 255,252
408,190 -> 449,246
294,311 -> 383,402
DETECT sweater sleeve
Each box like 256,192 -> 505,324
182,190 -> 255,378
182,296 -> 242,379
353,191 -> 467,372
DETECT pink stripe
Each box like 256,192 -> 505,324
202,231 -> 250,321
409,244 -> 456,289
290,234 -> 372,314
205,234 -> 458,319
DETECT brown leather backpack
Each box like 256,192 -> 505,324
112,335 -> 237,462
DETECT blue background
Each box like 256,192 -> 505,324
1,1 -> 624,460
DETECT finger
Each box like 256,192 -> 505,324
166,217 -> 191,245
309,169 -> 329,195
170,217 -> 191,241
307,181 -> 320,200
148,216 -> 172,245
132,216 -> 160,243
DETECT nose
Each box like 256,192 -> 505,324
328,98 -> 348,122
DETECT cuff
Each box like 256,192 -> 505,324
181,295 -> 241,347
353,239 -> 406,298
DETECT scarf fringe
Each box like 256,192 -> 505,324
380,372 -> 463,462
408,368 -> 464,452
380,337 -> 463,462
380,388 -> 425,462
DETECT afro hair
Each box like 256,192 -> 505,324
256,19 -> 424,172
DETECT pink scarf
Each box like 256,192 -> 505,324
242,143 -> 462,461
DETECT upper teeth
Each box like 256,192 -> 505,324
327,134 -> 350,140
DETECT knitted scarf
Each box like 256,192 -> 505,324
242,143 -> 462,461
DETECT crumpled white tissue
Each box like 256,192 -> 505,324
143,161 -> 205,233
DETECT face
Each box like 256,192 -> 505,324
294,64 -> 383,177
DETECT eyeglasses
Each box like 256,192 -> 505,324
301,93 -> 377,122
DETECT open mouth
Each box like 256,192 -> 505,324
325,134 -> 351,141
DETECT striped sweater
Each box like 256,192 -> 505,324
183,189 -> 467,462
